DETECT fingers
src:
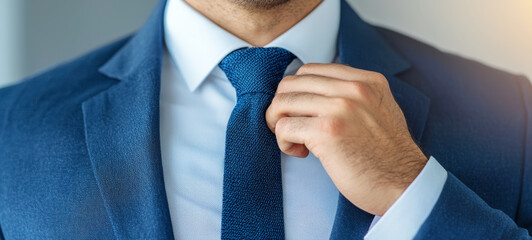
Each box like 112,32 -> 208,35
269,63 -> 391,159
295,63 -> 387,85
266,92 -> 332,132
277,74 -> 376,101
274,117 -> 317,158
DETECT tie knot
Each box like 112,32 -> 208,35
219,47 -> 295,96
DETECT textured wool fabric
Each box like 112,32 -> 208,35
1,0 -> 531,239
218,47 -> 295,239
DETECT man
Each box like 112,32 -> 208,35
0,0 -> 530,239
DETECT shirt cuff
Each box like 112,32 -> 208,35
364,156 -> 448,240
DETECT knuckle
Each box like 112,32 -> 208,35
276,80 -> 288,92
296,63 -> 316,75
275,117 -> 290,133
269,95 -> 287,116
277,76 -> 295,92
372,72 -> 389,87
271,93 -> 285,106
348,82 -> 371,99
265,104 -> 273,116
331,97 -> 353,111
274,130 -> 290,152
281,92 -> 295,103
279,143 -> 290,153
281,75 -> 297,83
373,72 -> 386,81
319,117 -> 344,137
265,105 -> 276,124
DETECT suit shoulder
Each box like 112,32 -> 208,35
0,36 -> 130,101
0,36 -> 130,139
375,26 -> 528,86
375,26 -> 530,112
375,26 -> 532,160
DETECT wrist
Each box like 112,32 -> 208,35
379,150 -> 429,214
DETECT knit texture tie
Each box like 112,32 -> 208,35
218,47 -> 296,239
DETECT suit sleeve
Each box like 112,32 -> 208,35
365,157 -> 447,240
414,76 -> 532,239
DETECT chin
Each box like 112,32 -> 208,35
230,0 -> 292,9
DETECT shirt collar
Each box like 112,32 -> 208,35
164,0 -> 340,91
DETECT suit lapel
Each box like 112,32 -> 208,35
81,0 -> 173,239
332,1 -> 431,238
337,0 -> 430,141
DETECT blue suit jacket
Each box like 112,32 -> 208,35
1,1 -> 531,239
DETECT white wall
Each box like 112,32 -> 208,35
0,0 -> 22,85
0,0 -> 158,87
0,0 -> 530,87
21,0 -> 158,81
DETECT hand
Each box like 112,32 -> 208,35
266,63 -> 428,216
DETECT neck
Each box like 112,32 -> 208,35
184,0 -> 322,47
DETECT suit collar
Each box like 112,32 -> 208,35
337,1 -> 410,76
98,1 -> 165,82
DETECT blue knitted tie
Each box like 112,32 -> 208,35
218,47 -> 295,239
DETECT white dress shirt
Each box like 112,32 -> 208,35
160,0 -> 448,239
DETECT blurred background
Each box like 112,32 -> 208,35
0,0 -> 531,87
